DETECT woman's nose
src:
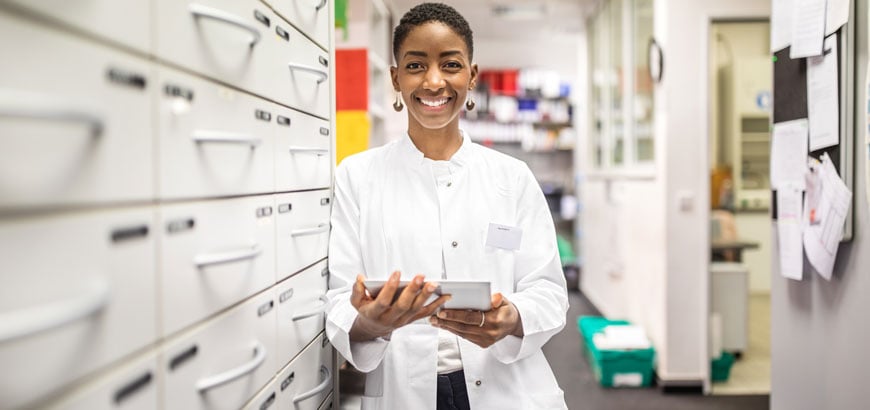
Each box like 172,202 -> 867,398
423,68 -> 446,90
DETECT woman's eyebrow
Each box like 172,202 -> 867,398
402,50 -> 464,59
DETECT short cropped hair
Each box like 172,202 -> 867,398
393,2 -> 474,62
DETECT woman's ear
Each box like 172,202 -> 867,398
469,63 -> 479,89
390,66 -> 400,91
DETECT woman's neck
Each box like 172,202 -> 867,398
407,123 -> 463,161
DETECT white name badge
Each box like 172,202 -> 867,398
486,223 -> 523,251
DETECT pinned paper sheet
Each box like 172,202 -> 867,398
826,0 -> 851,36
807,34 -> 839,151
771,0 -> 793,52
803,153 -> 852,280
790,0 -> 826,58
777,185 -> 804,280
771,119 -> 809,190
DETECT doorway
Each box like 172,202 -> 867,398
707,19 -> 772,395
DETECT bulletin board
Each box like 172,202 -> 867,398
771,17 -> 855,241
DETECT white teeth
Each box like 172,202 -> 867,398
419,97 -> 449,107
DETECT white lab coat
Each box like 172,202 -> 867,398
326,132 -> 569,409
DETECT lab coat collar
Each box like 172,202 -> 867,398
399,130 -> 474,168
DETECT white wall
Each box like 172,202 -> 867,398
474,36 -> 582,91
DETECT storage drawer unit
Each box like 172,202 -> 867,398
276,259 -> 329,367
0,208 -> 158,408
42,351 -> 159,410
161,290 -> 277,410
274,333 -> 334,410
156,65 -> 276,200
275,190 -> 331,281
263,0 -> 331,50
0,0 -> 152,53
0,0 -> 336,407
159,195 -> 276,337
275,106 -> 332,192
0,11 -> 154,210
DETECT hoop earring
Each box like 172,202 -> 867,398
465,93 -> 476,111
393,91 -> 404,112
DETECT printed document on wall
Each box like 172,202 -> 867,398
807,34 -> 839,150
790,0 -> 826,58
803,153 -> 852,280
771,119 -> 809,190
777,185 -> 804,280
826,0 -> 850,36
771,0 -> 793,52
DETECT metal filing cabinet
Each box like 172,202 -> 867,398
0,1 -> 336,408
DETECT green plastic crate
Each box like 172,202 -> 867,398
711,351 -> 735,382
577,316 -> 655,388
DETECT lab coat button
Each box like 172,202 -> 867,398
475,380 -> 482,386
451,241 -> 458,248
447,181 -> 452,187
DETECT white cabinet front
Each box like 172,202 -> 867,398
43,351 -> 159,410
263,0 -> 330,50
0,208 -> 157,409
0,0 -> 152,53
275,190 -> 331,281
267,23 -> 331,119
161,291 -> 277,410
275,107 -> 331,192
276,260 -> 328,367
157,66 -> 276,200
154,0 -> 274,100
274,333 -> 333,410
159,195 -> 276,337
0,12 -> 153,210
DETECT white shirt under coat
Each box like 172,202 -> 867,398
325,131 -> 569,410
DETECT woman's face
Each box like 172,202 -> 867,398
391,22 -> 478,133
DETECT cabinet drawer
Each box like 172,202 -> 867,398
1,0 -> 151,53
268,23 -> 331,118
0,208 -> 157,409
0,12 -> 154,210
159,195 -> 276,337
44,351 -> 159,410
161,291 -> 277,410
241,375 -> 278,410
154,0 -> 274,98
156,66 -> 276,200
275,107 -> 331,192
318,392 -> 335,410
275,190 -> 331,281
274,333 -> 333,410
263,0 -> 330,50
276,259 -> 328,367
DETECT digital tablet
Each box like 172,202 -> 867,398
363,279 -> 492,311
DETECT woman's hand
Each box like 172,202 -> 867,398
429,293 -> 523,348
349,271 -> 450,342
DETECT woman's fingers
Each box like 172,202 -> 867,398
350,275 -> 367,309
393,275 -> 425,311
437,308 -> 488,326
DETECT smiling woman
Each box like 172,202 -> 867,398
324,3 -> 570,410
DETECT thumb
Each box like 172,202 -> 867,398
350,275 -> 366,308
491,292 -> 505,309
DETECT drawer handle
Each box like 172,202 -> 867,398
189,3 -> 262,47
290,223 -> 329,238
314,0 -> 328,11
192,130 -> 262,147
287,63 -> 328,84
288,147 -> 329,156
193,244 -> 262,268
291,295 -> 329,321
195,341 -> 266,392
0,91 -> 104,136
0,279 -> 109,343
293,365 -> 331,403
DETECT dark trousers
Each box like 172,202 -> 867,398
436,370 -> 471,410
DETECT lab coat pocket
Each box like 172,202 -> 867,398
526,389 -> 567,410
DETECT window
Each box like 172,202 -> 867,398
588,0 -> 656,173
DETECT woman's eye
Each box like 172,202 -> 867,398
444,62 -> 462,69
406,63 -> 423,70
